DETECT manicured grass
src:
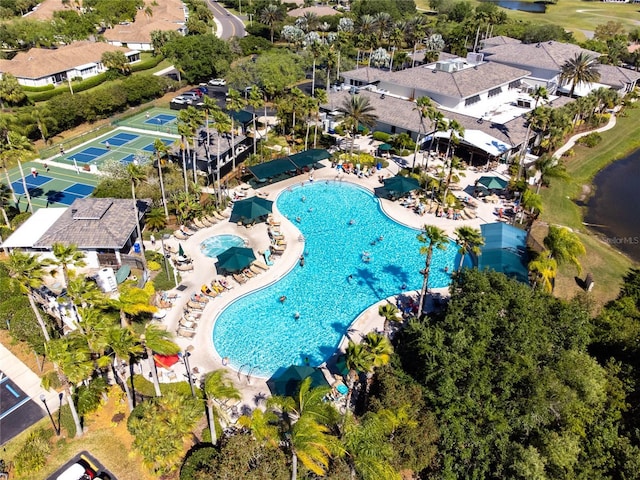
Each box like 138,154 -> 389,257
536,105 -> 640,306
416,0 -> 640,40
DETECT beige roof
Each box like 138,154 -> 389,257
596,64 -> 640,89
34,197 -> 150,249
481,41 -> 600,71
342,62 -> 531,99
103,0 -> 186,44
480,36 -> 522,48
24,0 -> 75,20
288,6 -> 341,17
0,41 -> 134,80
323,90 -> 530,148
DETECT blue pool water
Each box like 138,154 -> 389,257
200,234 -> 246,258
213,181 -> 466,378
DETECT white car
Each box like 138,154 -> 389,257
171,96 -> 191,104
209,78 -> 226,86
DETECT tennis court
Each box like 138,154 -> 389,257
115,107 -> 180,135
7,161 -> 100,210
58,128 -> 177,168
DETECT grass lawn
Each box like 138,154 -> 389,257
536,105 -> 640,307
416,0 -> 640,40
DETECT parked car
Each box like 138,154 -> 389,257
209,78 -> 226,86
56,457 -> 97,480
196,84 -> 209,94
181,92 -> 200,101
171,96 -> 191,104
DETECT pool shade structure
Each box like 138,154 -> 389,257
216,246 -> 256,273
378,143 -> 392,151
476,176 -> 508,190
267,365 -> 330,397
154,354 -> 180,368
230,196 -> 273,224
382,175 -> 420,195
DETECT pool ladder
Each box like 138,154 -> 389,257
238,364 -> 260,385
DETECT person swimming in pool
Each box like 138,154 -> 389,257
279,295 -> 287,303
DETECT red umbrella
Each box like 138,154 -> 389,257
154,354 -> 180,368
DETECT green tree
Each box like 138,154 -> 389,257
153,138 -> 169,219
162,34 -> 231,84
0,183 -> 13,226
126,163 -> 147,266
226,88 -> 245,170
202,369 -> 241,445
534,154 -> 569,194
101,50 -> 131,75
543,225 -> 586,275
51,243 -> 86,288
416,225 -> 448,315
0,73 -> 25,108
139,323 -> 180,397
343,340 -> 373,415
260,4 -> 284,43
560,52 -> 601,98
105,325 -> 143,412
339,95 -> 379,156
378,302 -> 401,336
3,132 -> 34,213
529,252 -> 558,293
453,225 -> 484,272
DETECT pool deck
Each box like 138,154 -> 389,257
144,158 -> 512,411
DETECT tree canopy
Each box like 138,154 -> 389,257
161,34 -> 232,84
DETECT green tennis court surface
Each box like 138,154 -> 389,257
6,161 -> 100,210
115,107 -> 180,135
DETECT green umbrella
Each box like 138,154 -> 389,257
230,196 -> 273,224
267,365 -> 330,397
216,246 -> 256,273
383,175 -> 420,195
477,176 -> 508,190
378,143 -> 392,151
178,243 -> 185,257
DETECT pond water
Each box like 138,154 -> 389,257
481,0 -> 547,13
585,151 -> 640,263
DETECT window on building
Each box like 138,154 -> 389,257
465,95 -> 481,106
508,80 -> 521,90
488,87 -> 502,98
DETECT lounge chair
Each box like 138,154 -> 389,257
213,211 -> 226,220
201,285 -> 219,298
177,327 -> 196,338
179,319 -> 197,329
191,293 -> 209,304
164,244 -> 178,254
176,263 -> 194,272
232,273 -> 247,284
263,249 -> 274,266
271,243 -> 286,252
252,260 -> 269,271
193,218 -> 208,229
204,214 -> 219,225
183,309 -> 202,320
187,300 -> 206,310
174,230 -> 189,240
249,265 -> 263,275
267,216 -> 281,227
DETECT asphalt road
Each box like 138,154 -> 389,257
0,371 -> 45,445
206,0 -> 246,39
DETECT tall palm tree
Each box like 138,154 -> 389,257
140,324 -> 181,397
363,332 -> 392,369
211,108 -> 232,204
517,86 -> 549,179
534,154 -> 569,194
51,243 -> 86,288
176,119 -> 192,194
0,182 -> 12,226
6,251 -> 54,342
247,87 -> 264,155
111,282 -> 157,328
28,105 -> 56,143
126,163 -> 147,268
289,414 -> 338,479
417,225 -> 448,315
152,139 -> 169,220
6,131 -> 34,213
261,4 -> 284,43
543,225 -> 586,274
413,96 -> 435,169
203,369 -> 241,445
378,302 -> 400,336
237,407 -> 280,447
179,107 -> 204,186
307,39 -> 324,97
312,88 -> 327,148
528,253 -> 557,293
453,226 -> 484,272
560,52 -> 601,98
106,325 -> 143,412
343,340 -> 373,417
339,95 -> 378,156
226,89 -> 245,170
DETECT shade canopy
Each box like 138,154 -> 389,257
154,354 -> 180,369
476,175 -> 508,190
267,365 -> 330,397
230,196 -> 273,223
289,149 -> 331,169
216,246 -> 256,272
378,143 -> 392,151
383,175 -> 420,195
178,243 -> 185,257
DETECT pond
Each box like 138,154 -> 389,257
481,0 -> 547,13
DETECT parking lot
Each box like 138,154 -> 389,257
0,371 -> 45,445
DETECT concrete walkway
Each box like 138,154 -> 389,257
553,113 -> 617,158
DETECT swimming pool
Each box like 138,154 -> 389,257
212,181 -> 467,378
200,234 -> 246,258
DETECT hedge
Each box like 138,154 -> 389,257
28,88 -> 64,102
130,54 -> 165,72
22,84 -> 55,92
372,131 -> 392,142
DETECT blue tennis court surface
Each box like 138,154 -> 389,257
23,174 -> 51,186
121,154 -> 135,164
144,114 -> 176,125
70,146 -> 109,163
101,132 -> 139,147
142,138 -> 173,152
54,192 -> 85,205
64,183 -> 95,196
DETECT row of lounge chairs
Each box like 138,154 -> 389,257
176,292 -> 209,338
231,260 -> 270,285
174,211 -> 230,240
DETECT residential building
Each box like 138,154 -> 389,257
0,42 -> 139,88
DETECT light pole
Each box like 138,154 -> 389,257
40,394 -> 60,435
181,345 -> 196,398
159,234 -> 170,280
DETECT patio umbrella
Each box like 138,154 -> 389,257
383,175 -> 420,195
178,243 -> 185,257
267,365 -> 330,397
230,196 -> 273,224
154,354 -> 180,368
378,143 -> 392,151
477,175 -> 508,190
216,246 -> 256,273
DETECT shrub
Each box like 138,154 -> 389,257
238,35 -> 272,55
13,429 -> 52,475
372,131 -> 391,142
29,89 -> 62,102
577,132 -> 602,148
131,374 -> 198,398
22,84 -> 55,92
130,55 -> 165,72
74,73 -> 109,93
11,212 -> 31,229
147,260 -> 161,271
562,148 -> 575,157
58,402 -> 77,437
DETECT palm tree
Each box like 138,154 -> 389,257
106,325 -> 143,412
153,139 -> 169,220
261,4 -> 284,43
6,251 -> 54,342
534,154 -> 569,194
237,407 -> 280,447
453,226 -> 484,272
0,182 -> 12,226
289,414 -> 337,479
111,282 -> 157,328
339,95 -> 378,156
520,189 -> 543,222
176,118 -> 193,194
126,163 -> 147,268
528,253 -> 557,293
560,52 -> 601,98
517,86 -> 549,179
226,89 -> 245,171
28,105 -> 56,143
203,369 -> 241,445
417,225 -> 448,315
140,324 -> 181,397
307,39 -> 324,97
180,107 -> 204,186
378,302 -> 401,336
363,332 -> 392,369
247,87 -> 264,155
5,131 -> 34,213
211,108 -> 232,204
343,340 -> 373,417
145,208 -> 167,232
543,225 -> 586,274
51,243 -> 86,288
413,96 -> 435,169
